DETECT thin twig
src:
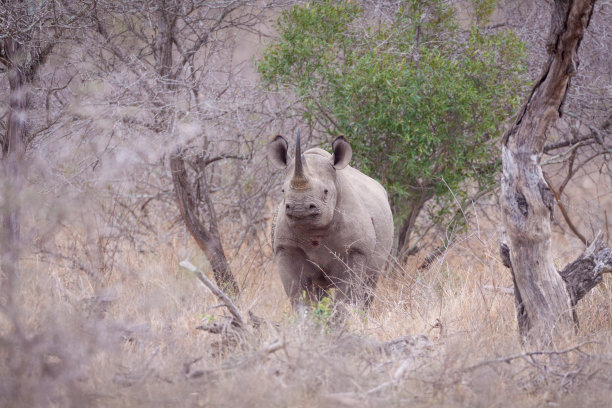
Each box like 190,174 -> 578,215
463,341 -> 597,372
481,285 -> 514,295
541,140 -> 586,165
544,174 -> 589,244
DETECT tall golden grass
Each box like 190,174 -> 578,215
2,197 -> 612,407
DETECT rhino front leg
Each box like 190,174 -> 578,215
276,248 -> 324,313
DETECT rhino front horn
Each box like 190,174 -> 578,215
290,129 -> 310,189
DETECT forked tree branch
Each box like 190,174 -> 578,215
501,232 -> 612,308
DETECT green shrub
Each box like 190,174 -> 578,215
258,0 -> 526,252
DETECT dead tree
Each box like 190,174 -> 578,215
1,0 -> 89,309
151,2 -> 241,295
500,0 -> 608,344
498,1 -> 612,245
88,0 -> 285,295
0,3 -> 92,403
1,32 -> 29,315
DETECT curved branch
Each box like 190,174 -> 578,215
170,152 -> 239,296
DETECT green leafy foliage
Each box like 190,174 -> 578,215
312,295 -> 334,328
258,0 -> 526,249
299,290 -> 335,329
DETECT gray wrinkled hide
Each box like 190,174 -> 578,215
269,135 -> 394,310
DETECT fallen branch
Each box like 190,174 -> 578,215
462,341 -> 597,372
180,260 -> 245,328
481,284 -> 514,295
183,339 -> 285,379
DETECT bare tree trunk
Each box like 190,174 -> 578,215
500,0 -> 597,344
396,199 -> 426,259
170,153 -> 239,296
151,7 -> 239,296
1,37 -> 28,311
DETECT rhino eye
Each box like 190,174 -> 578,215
281,189 -> 285,193
324,189 -> 329,195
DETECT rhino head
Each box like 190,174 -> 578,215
268,131 -> 352,229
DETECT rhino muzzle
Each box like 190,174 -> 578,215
285,202 -> 320,220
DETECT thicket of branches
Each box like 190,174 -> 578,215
0,0 -> 611,405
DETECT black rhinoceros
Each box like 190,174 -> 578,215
268,132 -> 393,310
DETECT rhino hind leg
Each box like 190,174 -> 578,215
333,252 -> 378,309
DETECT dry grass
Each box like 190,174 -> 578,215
2,208 -> 612,408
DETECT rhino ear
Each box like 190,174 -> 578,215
331,136 -> 352,170
268,135 -> 289,169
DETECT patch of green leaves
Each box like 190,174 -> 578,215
312,295 -> 334,328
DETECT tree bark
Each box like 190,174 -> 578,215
558,234 -> 612,307
501,234 -> 612,322
500,0 -> 597,343
396,199 -> 426,260
170,153 -> 239,296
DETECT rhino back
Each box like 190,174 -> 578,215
304,146 -> 393,260
336,165 -> 394,265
